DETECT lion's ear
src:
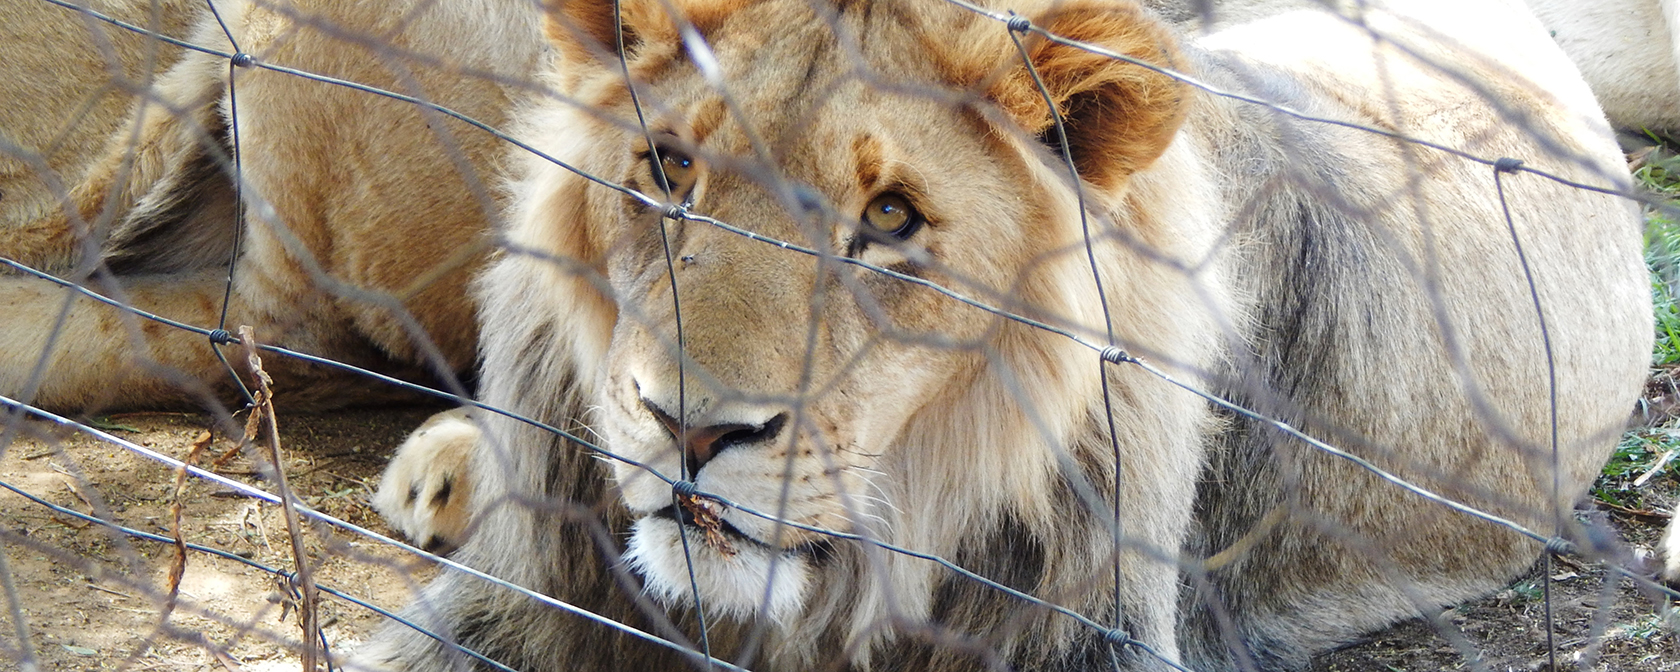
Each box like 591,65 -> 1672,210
541,0 -> 659,66
542,0 -> 734,67
990,3 -> 1189,190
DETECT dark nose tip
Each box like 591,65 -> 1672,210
641,399 -> 787,475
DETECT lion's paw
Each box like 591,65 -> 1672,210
1662,508 -> 1680,587
373,407 -> 478,554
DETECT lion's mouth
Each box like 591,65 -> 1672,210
624,510 -> 829,621
652,505 -> 836,564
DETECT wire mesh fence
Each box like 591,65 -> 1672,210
2,0 -> 1678,670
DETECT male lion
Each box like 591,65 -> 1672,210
1152,0 -> 1680,599
359,0 -> 1652,670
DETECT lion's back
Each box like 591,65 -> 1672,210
1176,3 -> 1648,667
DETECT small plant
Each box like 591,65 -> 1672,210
1605,613 -> 1669,641
1594,431 -> 1673,507
1508,578 -> 1543,602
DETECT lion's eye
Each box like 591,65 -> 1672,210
650,148 -> 696,194
861,193 -> 923,240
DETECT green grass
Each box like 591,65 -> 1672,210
1596,151 -> 1680,505
1641,153 -> 1680,367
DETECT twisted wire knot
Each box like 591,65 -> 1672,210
1544,536 -> 1575,556
1102,628 -> 1133,647
671,480 -> 700,498
662,203 -> 687,221
230,52 -> 256,68
207,329 -> 237,345
1493,157 -> 1524,174
1099,346 -> 1133,364
1006,14 -> 1032,33
275,570 -> 303,598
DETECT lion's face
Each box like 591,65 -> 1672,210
529,0 -> 1185,623
599,71 -> 1062,624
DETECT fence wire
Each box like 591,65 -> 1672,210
2,0 -> 1678,671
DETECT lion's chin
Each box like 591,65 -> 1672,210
623,517 -> 814,623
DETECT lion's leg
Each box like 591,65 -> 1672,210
0,264 -> 450,413
0,270 -> 250,411
352,414 -> 686,672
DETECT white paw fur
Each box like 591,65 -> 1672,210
1663,510 -> 1680,585
373,407 -> 479,553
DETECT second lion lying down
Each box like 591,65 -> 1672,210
360,0 -> 1652,669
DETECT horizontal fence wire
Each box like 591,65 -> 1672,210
3,0 -> 1678,671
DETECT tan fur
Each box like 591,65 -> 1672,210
0,0 -> 197,269
1152,0 -> 1680,617
1154,0 -> 1680,137
1,0 -> 541,411
361,0 -> 1650,670
1526,0 -> 1680,136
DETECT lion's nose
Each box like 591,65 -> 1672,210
641,398 -> 788,475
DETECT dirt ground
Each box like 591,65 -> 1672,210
1308,510 -> 1680,672
0,403 -> 1675,672
0,406 -> 444,671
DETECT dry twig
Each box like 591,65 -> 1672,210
237,327 -> 322,672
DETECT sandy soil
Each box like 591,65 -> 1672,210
0,407 -> 442,671
1309,510 -> 1680,672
